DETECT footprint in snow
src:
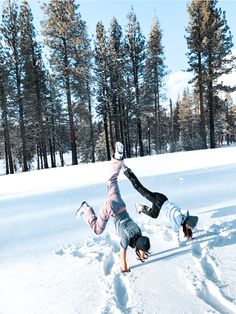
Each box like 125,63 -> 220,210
184,226 -> 236,314
103,249 -> 115,276
191,242 -> 202,258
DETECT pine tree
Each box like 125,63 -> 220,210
19,0 -> 49,169
214,94 -> 235,145
186,0 -> 236,149
94,21 -> 111,160
107,17 -> 127,153
144,17 -> 167,153
186,0 -> 207,149
47,72 -> 70,167
42,0 -> 89,165
178,89 -> 202,151
0,43 -> 14,174
231,103 -> 236,143
1,0 -> 28,171
125,7 -> 146,156
225,95 -> 236,144
72,20 -> 95,163
173,100 -> 181,150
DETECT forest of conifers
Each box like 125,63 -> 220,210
0,0 -> 235,175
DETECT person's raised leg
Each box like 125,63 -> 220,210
106,143 -> 126,214
123,166 -> 157,203
123,166 -> 168,206
76,201 -> 110,235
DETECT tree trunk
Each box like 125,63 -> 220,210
0,79 -> 14,174
63,40 -> 78,165
49,137 -> 56,167
16,64 -> 28,171
199,89 -> 207,149
87,81 -> 95,163
197,54 -> 207,149
208,81 -> 215,148
104,111 -> 111,160
169,99 -> 175,152
34,63 -> 49,168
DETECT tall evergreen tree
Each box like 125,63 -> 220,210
186,0 -> 207,149
172,100 -> 181,149
107,17 -> 127,152
225,94 -> 236,144
186,0 -> 236,148
46,71 -> 70,167
42,0 -> 89,165
143,17 -> 167,153
94,21 -> 111,160
0,44 -> 14,174
73,20 -> 95,163
1,0 -> 28,171
19,0 -> 49,169
178,89 -> 202,151
214,94 -> 235,145
125,7 -> 146,156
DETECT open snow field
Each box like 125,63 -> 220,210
0,146 -> 236,314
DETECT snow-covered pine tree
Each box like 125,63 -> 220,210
186,0 -> 236,149
178,89 -> 202,151
0,43 -> 14,174
107,17 -> 128,155
72,19 -> 95,163
125,7 -> 145,157
42,0 -> 90,165
1,0 -> 28,171
19,0 -> 49,169
143,17 -> 167,154
94,21 -> 111,160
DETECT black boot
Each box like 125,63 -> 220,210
135,203 -> 152,215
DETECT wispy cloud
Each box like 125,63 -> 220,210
165,71 -> 193,102
166,48 -> 236,104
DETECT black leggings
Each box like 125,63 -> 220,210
124,167 -> 168,218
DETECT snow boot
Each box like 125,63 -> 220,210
114,142 -> 124,160
135,203 -> 151,215
75,201 -> 90,218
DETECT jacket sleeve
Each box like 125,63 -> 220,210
173,230 -> 181,245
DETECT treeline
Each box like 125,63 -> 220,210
0,0 -> 235,174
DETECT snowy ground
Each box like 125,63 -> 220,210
0,146 -> 236,314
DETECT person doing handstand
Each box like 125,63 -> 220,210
76,142 -> 150,273
123,165 -> 198,245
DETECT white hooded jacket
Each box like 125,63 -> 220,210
159,200 -> 189,243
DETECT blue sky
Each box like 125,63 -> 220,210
1,0 -> 236,103
78,0 -> 236,103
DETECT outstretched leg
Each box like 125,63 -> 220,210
76,201 -> 110,235
77,155 -> 126,234
105,157 -> 126,215
123,166 -> 167,208
84,203 -> 110,235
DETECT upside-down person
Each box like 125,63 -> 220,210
76,142 -> 150,273
123,165 -> 198,245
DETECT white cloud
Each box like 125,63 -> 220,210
166,48 -> 236,104
165,71 -> 193,102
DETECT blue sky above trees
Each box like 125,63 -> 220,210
1,0 -> 235,103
